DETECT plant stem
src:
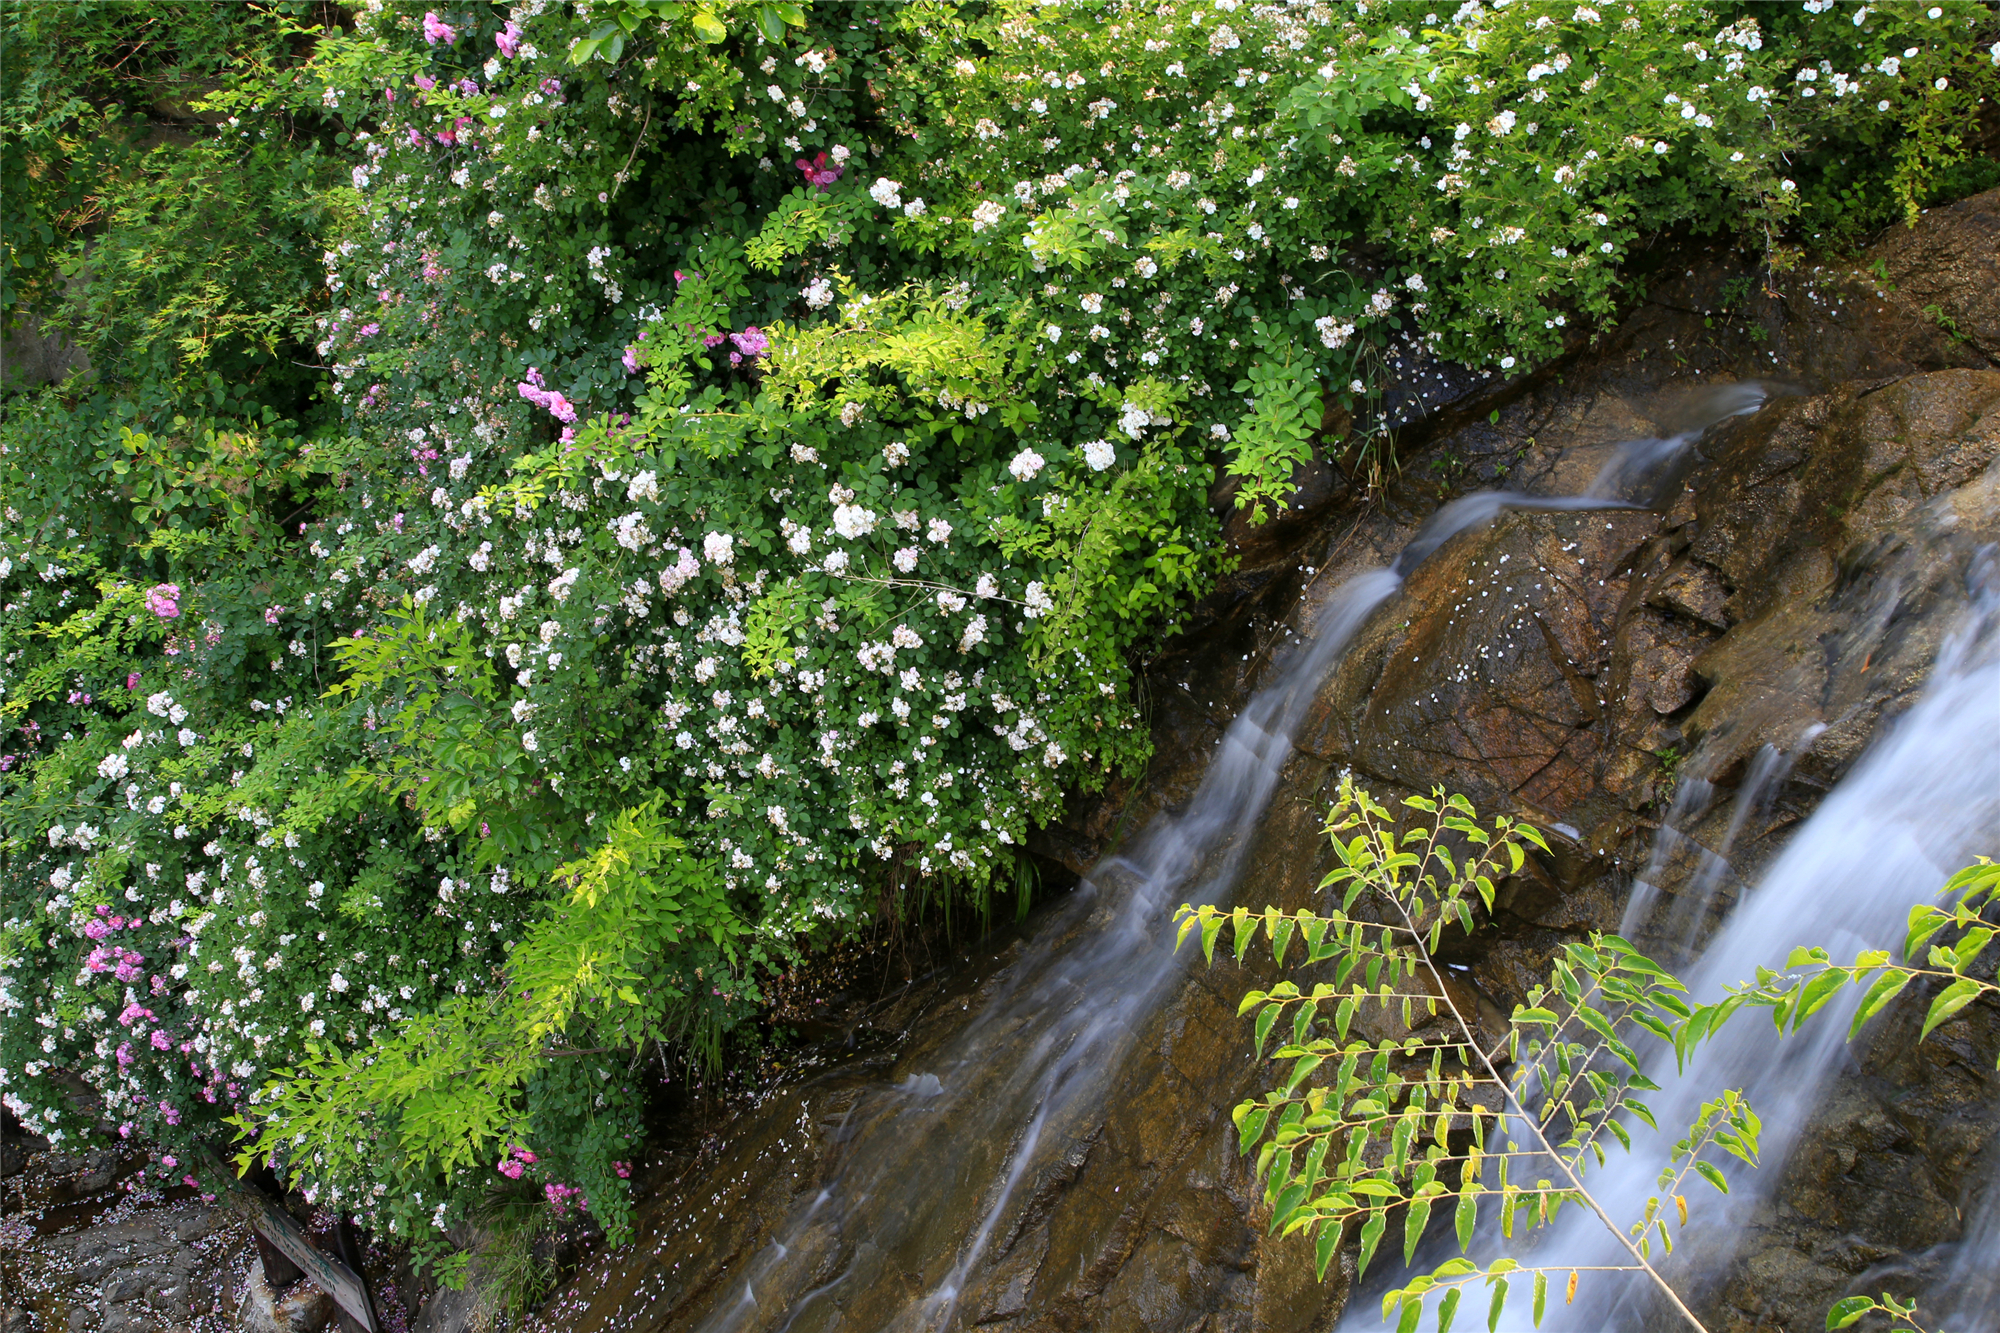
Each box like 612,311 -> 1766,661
1386,885 -> 1710,1333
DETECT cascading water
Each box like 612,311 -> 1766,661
1479,547 -> 2000,1333
1618,729 -> 1821,955
667,385 -> 1775,1333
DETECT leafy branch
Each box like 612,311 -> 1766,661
1181,782 -> 1996,1332
1678,859 -> 2000,1068
1177,778 -> 1735,1330
1223,339 -> 1323,526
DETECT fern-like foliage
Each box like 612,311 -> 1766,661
1181,783 -> 1996,1333
229,798 -> 739,1263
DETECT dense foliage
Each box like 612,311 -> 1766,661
4,0 -> 1997,1278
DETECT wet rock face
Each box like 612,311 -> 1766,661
0,1144 -> 258,1333
539,191 -> 2000,1333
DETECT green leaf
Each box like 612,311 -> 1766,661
1454,1189 -> 1476,1252
1487,1278 -> 1508,1333
1825,1296 -> 1875,1329
1396,1292 -> 1425,1333
1255,1004 -> 1280,1060
1438,1287 -> 1462,1333
1316,1224 -> 1341,1280
1532,1271 -> 1547,1326
1358,1211 -> 1387,1278
1201,913 -> 1224,965
1236,1106 -> 1270,1154
1790,969 -> 1850,1032
1403,1198 -> 1433,1265
1847,969 -> 1913,1040
1693,1160 -> 1729,1194
1904,905 -> 1951,961
1272,914 -> 1297,966
689,8 -> 727,42
755,3 -> 788,41
1272,1181 -> 1309,1231
1921,977 -> 1982,1040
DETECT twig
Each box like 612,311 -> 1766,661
1386,805 -> 1710,1331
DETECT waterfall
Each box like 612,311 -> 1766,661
1492,551 -> 2000,1332
1618,730 -> 1822,954
682,386 -> 1776,1331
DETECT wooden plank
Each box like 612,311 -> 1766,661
227,1186 -> 380,1333
198,1145 -> 378,1333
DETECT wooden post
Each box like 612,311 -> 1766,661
227,1186 -> 381,1333
255,1230 -> 307,1288
200,1145 -> 380,1333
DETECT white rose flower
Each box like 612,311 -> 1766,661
703,532 -> 735,566
832,505 -> 877,539
1083,439 -> 1116,471
1008,449 -> 1046,482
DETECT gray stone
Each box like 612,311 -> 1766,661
166,1207 -> 221,1244
235,1258 -> 333,1333
412,1283 -> 490,1333
96,1310 -> 160,1333
0,311 -> 90,391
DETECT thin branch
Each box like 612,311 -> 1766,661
1385,875 -> 1710,1332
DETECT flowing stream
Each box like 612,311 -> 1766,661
685,385 -> 1774,1332
1488,545 -> 2000,1332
